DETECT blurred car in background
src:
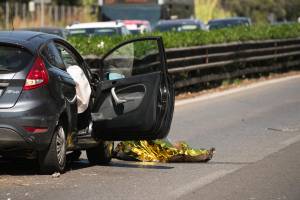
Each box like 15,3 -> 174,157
17,27 -> 69,38
66,21 -> 131,37
121,20 -> 152,34
153,19 -> 207,32
208,17 -> 252,30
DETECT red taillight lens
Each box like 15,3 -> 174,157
24,127 -> 48,133
23,57 -> 49,90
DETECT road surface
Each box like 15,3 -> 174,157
1,75 -> 300,200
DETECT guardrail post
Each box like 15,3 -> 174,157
205,48 -> 209,64
274,41 -> 278,63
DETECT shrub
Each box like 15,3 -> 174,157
67,23 -> 300,56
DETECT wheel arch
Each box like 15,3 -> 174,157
59,111 -> 69,135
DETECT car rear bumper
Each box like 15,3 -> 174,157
0,122 -> 56,154
0,91 -> 61,153
0,127 -> 30,151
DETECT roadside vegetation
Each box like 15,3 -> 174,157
68,23 -> 300,56
194,0 -> 300,24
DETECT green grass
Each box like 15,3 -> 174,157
67,23 -> 300,56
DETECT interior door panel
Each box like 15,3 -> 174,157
112,84 -> 146,113
92,72 -> 162,140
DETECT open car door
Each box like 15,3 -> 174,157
91,37 -> 174,140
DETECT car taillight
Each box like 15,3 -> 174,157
23,57 -> 49,90
24,126 -> 48,133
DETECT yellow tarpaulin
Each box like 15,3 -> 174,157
113,140 -> 215,163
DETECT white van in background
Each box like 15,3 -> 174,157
66,21 -> 131,37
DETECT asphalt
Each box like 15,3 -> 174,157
1,76 -> 300,200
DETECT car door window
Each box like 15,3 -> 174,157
55,44 -> 80,68
103,40 -> 161,79
41,42 -> 65,69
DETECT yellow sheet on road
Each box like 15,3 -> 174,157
113,140 -> 215,163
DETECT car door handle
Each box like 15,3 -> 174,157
68,95 -> 77,104
111,87 -> 127,105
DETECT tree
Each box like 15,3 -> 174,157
195,0 -> 232,23
221,0 -> 300,23
283,0 -> 300,21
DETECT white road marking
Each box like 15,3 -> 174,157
175,74 -> 300,107
169,169 -> 237,199
281,134 -> 300,146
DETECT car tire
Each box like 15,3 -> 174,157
67,150 -> 82,162
38,125 -> 67,174
86,141 -> 113,165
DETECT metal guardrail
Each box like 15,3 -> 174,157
84,38 -> 300,89
166,38 -> 300,88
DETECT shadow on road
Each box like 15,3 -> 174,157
0,157 -> 174,176
0,157 -> 95,175
109,161 -> 174,170
1,157 -> 250,176
0,158 -> 40,175
69,159 -> 174,170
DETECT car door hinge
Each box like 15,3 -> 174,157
161,86 -> 168,104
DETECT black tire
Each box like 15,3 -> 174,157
67,150 -> 82,162
86,141 -> 113,165
38,125 -> 67,174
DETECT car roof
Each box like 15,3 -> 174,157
17,27 -> 68,37
67,21 -> 124,29
122,20 -> 150,25
0,31 -> 62,53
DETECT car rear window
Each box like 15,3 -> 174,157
0,45 -> 33,72
154,24 -> 200,32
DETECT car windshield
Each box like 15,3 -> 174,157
0,45 -> 33,72
209,19 -> 249,30
69,28 -> 119,36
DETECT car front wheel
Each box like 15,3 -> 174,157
39,125 -> 67,174
86,141 -> 113,165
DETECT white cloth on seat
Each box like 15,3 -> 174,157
66,65 -> 91,114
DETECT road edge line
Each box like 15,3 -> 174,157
175,74 -> 300,107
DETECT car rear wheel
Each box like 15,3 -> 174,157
86,141 -> 113,165
39,125 -> 67,174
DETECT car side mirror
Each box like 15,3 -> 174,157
106,72 -> 125,81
